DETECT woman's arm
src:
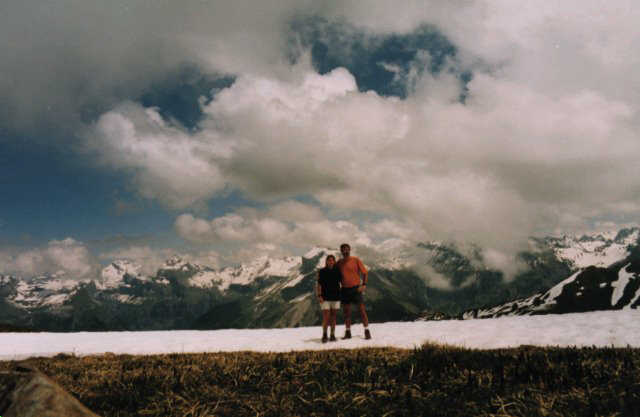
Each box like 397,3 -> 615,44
316,271 -> 324,302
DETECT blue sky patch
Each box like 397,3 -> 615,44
289,16 -> 468,99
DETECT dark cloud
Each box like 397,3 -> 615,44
0,0 -> 303,140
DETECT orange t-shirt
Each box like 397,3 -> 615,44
337,256 -> 367,288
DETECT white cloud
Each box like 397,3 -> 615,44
6,1 -> 640,264
481,248 -> 527,282
0,238 -> 94,278
174,202 -> 416,262
91,104 -> 229,208
103,48 -> 639,258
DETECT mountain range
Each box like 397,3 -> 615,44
464,229 -> 640,319
1,228 -> 638,331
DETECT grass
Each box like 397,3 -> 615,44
2,343 -> 640,416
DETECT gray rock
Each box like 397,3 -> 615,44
0,365 -> 99,417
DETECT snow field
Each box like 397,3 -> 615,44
3,310 -> 639,361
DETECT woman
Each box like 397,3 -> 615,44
316,254 -> 341,343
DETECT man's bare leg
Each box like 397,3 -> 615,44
342,304 -> 352,339
359,303 -> 371,339
358,303 -> 369,327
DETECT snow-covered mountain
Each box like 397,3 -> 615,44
539,228 -> 639,269
464,229 -> 640,319
1,228 -> 638,331
100,260 -> 149,289
187,255 -> 303,291
463,261 -> 640,319
5,272 -> 87,310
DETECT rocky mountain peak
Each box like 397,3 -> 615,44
100,260 -> 144,289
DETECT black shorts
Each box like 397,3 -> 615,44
341,286 -> 364,305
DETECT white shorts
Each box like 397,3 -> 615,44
321,300 -> 341,310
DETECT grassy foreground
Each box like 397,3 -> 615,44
3,343 -> 640,416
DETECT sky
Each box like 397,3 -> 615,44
1,0 -> 640,278
2,310 -> 639,360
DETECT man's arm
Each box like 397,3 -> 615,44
358,258 -> 368,292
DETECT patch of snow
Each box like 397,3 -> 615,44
553,232 -> 634,269
283,274 -> 306,289
2,310 -> 640,360
202,256 -> 302,292
0,275 -> 16,285
303,247 -> 329,259
40,279 -> 79,292
544,271 -> 581,307
611,264 -> 633,306
41,294 -> 69,306
289,293 -> 310,303
101,260 -> 144,289
262,256 -> 301,277
13,281 -> 39,304
113,294 -> 142,304
599,230 -> 618,240
624,288 -> 640,310
188,271 -> 220,289
162,255 -> 189,270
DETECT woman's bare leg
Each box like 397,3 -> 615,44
329,309 -> 337,335
322,309 -> 330,333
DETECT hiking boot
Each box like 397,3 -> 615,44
342,329 -> 351,339
329,334 -> 336,342
322,333 -> 328,343
364,329 -> 371,340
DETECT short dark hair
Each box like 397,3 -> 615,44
340,243 -> 350,250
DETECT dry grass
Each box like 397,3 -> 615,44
2,343 -> 639,416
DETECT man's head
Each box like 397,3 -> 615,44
340,243 -> 351,258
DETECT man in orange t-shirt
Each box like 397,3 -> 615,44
337,243 -> 371,340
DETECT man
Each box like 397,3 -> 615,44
337,243 -> 371,340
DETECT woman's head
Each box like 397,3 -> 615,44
325,254 -> 336,268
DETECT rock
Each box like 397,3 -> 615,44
0,364 -> 99,417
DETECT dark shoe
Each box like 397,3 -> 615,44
364,329 -> 371,340
322,334 -> 328,343
342,329 -> 351,339
329,334 -> 336,342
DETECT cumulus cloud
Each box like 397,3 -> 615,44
101,33 -> 639,260
174,201 -> 414,263
90,103 -> 229,208
0,238 -> 94,278
5,0 -> 640,271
